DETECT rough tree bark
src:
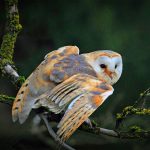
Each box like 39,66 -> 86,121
0,0 -> 150,150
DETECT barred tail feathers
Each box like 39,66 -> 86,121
12,78 -> 36,124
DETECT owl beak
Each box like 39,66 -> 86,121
108,72 -> 113,79
104,69 -> 113,79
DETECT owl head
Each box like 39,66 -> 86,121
83,50 -> 123,85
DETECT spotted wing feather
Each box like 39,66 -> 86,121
35,74 -> 114,142
12,46 -> 80,124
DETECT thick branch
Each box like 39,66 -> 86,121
0,0 -> 22,65
0,0 -> 23,86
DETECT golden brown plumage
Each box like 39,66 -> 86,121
12,46 -> 122,142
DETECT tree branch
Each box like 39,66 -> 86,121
80,124 -> 150,139
0,94 -> 14,105
0,0 -> 24,86
116,88 -> 150,129
41,114 -> 76,150
0,90 -> 150,141
1,90 -> 149,140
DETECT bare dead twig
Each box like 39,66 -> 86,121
40,114 -> 76,150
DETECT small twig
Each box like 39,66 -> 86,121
115,88 -> 150,129
40,114 -> 76,150
133,88 -> 150,107
0,94 -> 14,105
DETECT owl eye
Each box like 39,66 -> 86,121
115,64 -> 118,69
100,64 -> 107,68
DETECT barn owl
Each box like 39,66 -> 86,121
12,46 -> 122,142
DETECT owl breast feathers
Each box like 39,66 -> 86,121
12,46 -> 122,142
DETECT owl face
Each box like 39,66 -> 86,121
83,50 -> 123,85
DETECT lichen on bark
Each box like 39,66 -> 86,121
15,75 -> 25,87
116,88 -> 150,129
0,0 -> 22,71
0,94 -> 14,105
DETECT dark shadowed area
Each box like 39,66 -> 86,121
0,0 -> 149,150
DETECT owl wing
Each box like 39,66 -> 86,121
36,73 -> 114,142
12,46 -> 80,124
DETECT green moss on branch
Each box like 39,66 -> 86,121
0,0 -> 22,71
116,106 -> 150,119
116,88 -> 150,129
15,75 -> 25,87
0,94 -> 14,105
129,125 -> 143,133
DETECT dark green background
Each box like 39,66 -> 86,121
0,0 -> 149,150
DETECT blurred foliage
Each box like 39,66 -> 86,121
0,0 -> 150,150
